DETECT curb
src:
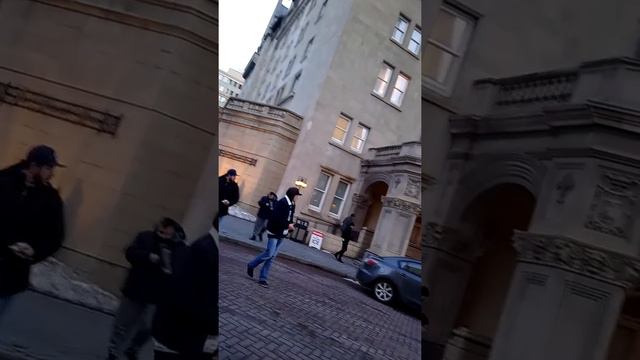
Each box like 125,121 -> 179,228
220,235 -> 357,279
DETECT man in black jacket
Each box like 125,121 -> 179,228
334,214 -> 356,263
107,218 -> 186,360
247,187 -> 301,287
250,192 -> 277,242
213,169 -> 240,232
152,226 -> 218,359
0,145 -> 65,321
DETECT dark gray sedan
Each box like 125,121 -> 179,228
356,254 -> 422,309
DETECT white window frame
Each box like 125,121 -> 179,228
408,26 -> 422,56
424,5 -> 474,96
391,15 -> 409,44
373,63 -> 394,97
350,124 -> 369,153
331,114 -> 352,145
309,172 -> 332,211
329,180 -> 350,218
390,72 -> 410,107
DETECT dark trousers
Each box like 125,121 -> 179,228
335,238 -> 349,260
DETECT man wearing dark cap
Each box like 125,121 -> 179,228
247,187 -> 302,287
0,145 -> 65,321
213,169 -> 240,232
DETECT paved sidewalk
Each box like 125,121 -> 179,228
219,215 -> 359,279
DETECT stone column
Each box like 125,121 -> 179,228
368,196 -> 420,256
489,231 -> 640,360
423,222 -> 481,360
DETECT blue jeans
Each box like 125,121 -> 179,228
247,237 -> 284,281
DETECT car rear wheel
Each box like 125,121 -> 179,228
373,280 -> 395,304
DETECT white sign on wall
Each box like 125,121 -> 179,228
308,231 -> 324,250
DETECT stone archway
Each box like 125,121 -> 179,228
349,181 -> 389,258
607,294 -> 640,359
443,183 -> 536,359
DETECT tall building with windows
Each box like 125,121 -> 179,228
218,68 -> 244,106
222,0 -> 422,260
421,1 -> 640,360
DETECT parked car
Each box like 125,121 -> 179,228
356,254 -> 422,309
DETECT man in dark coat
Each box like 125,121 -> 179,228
247,187 -> 301,287
250,192 -> 277,242
0,145 -> 65,320
152,226 -> 218,359
334,214 -> 356,263
107,218 -> 187,360
213,169 -> 240,232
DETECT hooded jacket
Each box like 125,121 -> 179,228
0,162 -> 65,296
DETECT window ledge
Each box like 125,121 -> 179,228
390,38 -> 420,60
371,92 -> 403,112
329,141 -> 365,159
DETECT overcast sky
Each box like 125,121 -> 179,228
219,0 -> 290,74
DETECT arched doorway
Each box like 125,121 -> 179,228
445,183 -> 536,357
607,294 -> 640,359
351,181 -> 389,255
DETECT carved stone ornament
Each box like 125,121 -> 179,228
404,177 -> 421,199
393,176 -> 402,189
513,231 -> 640,287
585,170 -> 640,239
381,196 -> 421,214
555,173 -> 575,204
423,222 -> 481,261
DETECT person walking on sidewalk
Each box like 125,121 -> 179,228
152,226 -> 218,359
334,214 -> 356,263
213,169 -> 239,232
106,218 -> 187,360
0,145 -> 65,322
247,187 -> 301,287
250,192 -> 277,242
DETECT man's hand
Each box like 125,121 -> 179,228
149,253 -> 161,264
288,224 -> 295,232
222,200 -> 230,206
10,242 -> 35,260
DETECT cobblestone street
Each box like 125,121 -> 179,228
219,241 -> 421,360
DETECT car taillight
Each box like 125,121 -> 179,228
365,258 -> 378,266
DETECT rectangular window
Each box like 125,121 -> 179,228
331,115 -> 351,144
275,85 -> 286,103
302,37 -> 314,61
390,73 -> 410,106
329,181 -> 350,217
373,63 -> 394,97
316,0 -> 327,23
291,72 -> 302,94
285,56 -> 297,77
309,172 -> 332,210
350,124 -> 369,153
408,27 -> 422,55
424,6 -> 473,92
296,23 -> 308,46
391,15 -> 409,43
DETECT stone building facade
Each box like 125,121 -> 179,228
218,68 -> 244,107
422,0 -> 640,359
0,0 -> 218,294
233,0 -> 422,259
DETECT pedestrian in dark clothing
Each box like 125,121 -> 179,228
152,227 -> 218,359
247,187 -> 301,287
213,169 -> 239,232
250,192 -> 277,242
107,218 -> 187,360
0,145 -> 65,321
334,214 -> 356,263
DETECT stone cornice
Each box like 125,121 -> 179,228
423,222 -> 478,262
34,0 -> 217,54
381,196 -> 421,214
450,101 -> 640,137
513,231 -> 640,288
